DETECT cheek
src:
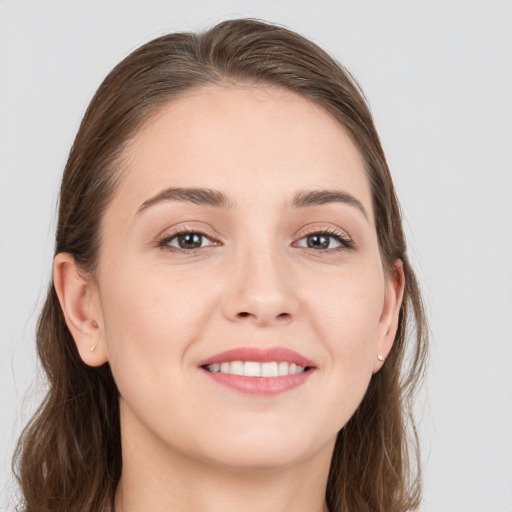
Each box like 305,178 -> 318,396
97,264 -> 222,450
302,262 -> 384,403
307,262 -> 383,343
98,264 -> 215,394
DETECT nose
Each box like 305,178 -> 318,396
221,245 -> 299,327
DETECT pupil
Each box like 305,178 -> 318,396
307,234 -> 329,249
178,233 -> 202,249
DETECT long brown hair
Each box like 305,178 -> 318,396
14,18 -> 428,512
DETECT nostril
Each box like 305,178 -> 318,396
234,311 -> 293,322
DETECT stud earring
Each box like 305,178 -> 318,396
90,321 -> 99,351
377,353 -> 386,362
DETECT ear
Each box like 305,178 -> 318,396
373,259 -> 405,373
53,253 -> 108,367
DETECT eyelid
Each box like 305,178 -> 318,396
292,224 -> 355,251
155,223 -> 222,252
153,222 -> 354,253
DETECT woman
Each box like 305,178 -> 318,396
14,18 -> 428,512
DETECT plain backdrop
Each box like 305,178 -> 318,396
1,1 -> 511,511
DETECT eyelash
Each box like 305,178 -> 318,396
157,227 -> 219,254
293,227 -> 354,252
156,227 -> 354,254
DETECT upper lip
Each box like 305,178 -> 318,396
198,346 -> 314,368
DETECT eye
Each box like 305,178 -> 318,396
294,230 -> 353,251
158,231 -> 219,251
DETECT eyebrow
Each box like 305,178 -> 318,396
290,189 -> 369,220
136,186 -> 368,221
137,187 -> 232,214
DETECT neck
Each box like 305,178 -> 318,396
116,463 -> 331,512
115,407 -> 333,512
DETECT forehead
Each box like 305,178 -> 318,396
115,84 -> 373,220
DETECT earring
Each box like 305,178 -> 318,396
377,353 -> 386,362
90,321 -> 99,351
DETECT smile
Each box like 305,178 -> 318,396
198,347 -> 315,395
205,361 -> 306,376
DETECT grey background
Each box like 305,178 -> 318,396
1,1 -> 511,510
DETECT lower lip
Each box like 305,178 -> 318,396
201,368 -> 314,395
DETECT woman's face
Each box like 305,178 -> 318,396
88,85 -> 402,470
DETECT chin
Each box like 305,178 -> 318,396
191,423 -> 334,473
200,446 -> 311,473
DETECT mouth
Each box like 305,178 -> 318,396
198,347 -> 315,395
202,360 -> 310,377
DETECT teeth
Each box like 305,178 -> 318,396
205,361 -> 306,377
261,362 -> 278,377
244,361 -> 261,377
230,361 -> 244,376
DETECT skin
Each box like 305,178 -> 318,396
54,84 -> 404,512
